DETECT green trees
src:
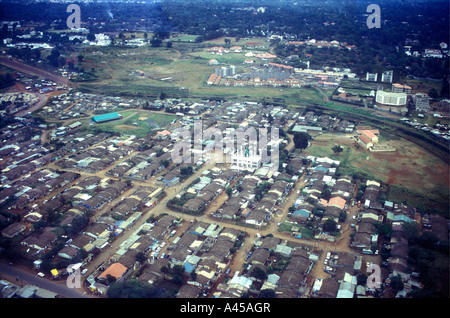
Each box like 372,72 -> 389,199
258,289 -> 276,298
46,48 -> 61,67
249,266 -> 267,281
0,73 -> 15,90
293,132 -> 309,151
332,145 -> 343,155
226,186 -> 233,197
323,218 -> 337,233
107,278 -> 174,298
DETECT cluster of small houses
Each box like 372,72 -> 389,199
40,91 -> 146,121
23,78 -> 66,95
215,235 -> 315,298
310,179 -> 449,298
213,175 -> 293,227
0,279 -> 60,298
0,122 -> 181,262
289,156 -> 350,228
0,91 -> 448,298
0,117 -> 59,186
0,92 -> 39,116
83,213 -> 315,298
75,211 -> 248,296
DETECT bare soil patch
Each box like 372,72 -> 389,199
116,125 -> 138,130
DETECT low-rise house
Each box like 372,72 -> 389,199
138,258 -> 170,285
177,284 -> 202,298
291,209 -> 311,223
183,197 -> 207,213
327,196 -> 346,210
118,249 -> 139,270
68,233 -> 94,251
311,278 -> 340,298
57,245 -> 79,260
336,281 -> 356,298
324,206 -> 342,219
226,275 -> 253,295
84,222 -> 111,240
351,232 -> 372,249
247,248 -> 270,265
259,236 -> 281,251
1,222 -> 26,238
360,210 -> 380,224
276,270 -> 303,298
192,269 -> 215,289
170,245 -> 193,267
220,203 -> 240,219
244,209 -> 267,228
21,227 -> 60,252
97,262 -> 128,283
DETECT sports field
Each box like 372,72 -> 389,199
84,110 -> 177,137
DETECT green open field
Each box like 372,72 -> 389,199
78,45 -> 216,95
203,36 -> 269,48
189,51 -> 248,65
83,110 -> 177,137
304,132 -> 449,213
75,42 -> 332,104
171,34 -> 199,42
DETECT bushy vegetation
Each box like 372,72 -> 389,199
107,278 -> 175,298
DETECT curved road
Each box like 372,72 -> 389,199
0,56 -> 72,116
0,261 -> 90,298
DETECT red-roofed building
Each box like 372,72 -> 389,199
358,134 -> 373,149
98,262 -> 128,281
327,197 -> 346,210
207,73 -> 217,85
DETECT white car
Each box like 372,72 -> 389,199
37,272 -> 45,277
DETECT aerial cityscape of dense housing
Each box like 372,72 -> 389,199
0,0 -> 448,306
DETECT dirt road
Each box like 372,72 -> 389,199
0,56 -> 72,87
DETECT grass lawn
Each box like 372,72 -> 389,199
305,132 -> 449,213
170,34 -> 199,42
203,36 -> 269,48
278,221 -> 314,239
189,51 -> 248,65
76,42 -> 335,104
83,110 -> 177,137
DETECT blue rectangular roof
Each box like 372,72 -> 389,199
92,112 -> 122,123
293,209 -> 311,217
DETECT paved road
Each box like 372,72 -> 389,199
0,261 -> 90,298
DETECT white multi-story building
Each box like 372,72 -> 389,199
381,70 -> 393,83
376,90 -> 407,106
375,91 -> 408,113
215,65 -> 236,77
366,72 -> 378,82
414,93 -> 430,112
230,146 -> 261,172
